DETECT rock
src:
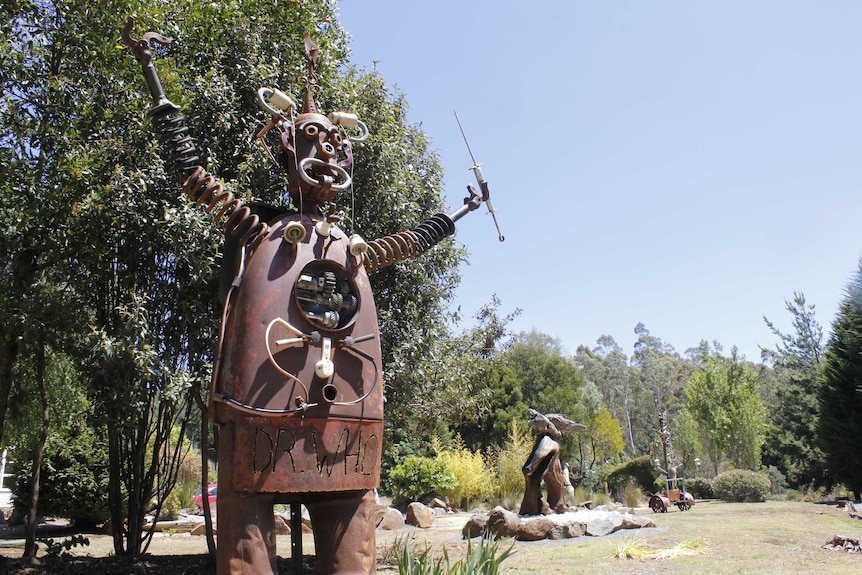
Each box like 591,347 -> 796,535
614,506 -> 633,515
584,512 -> 624,536
576,500 -> 593,509
377,508 -> 405,531
823,535 -> 862,553
619,514 -> 655,530
547,521 -> 586,540
406,502 -> 435,528
429,497 -> 451,513
191,522 -> 216,536
374,504 -> 389,526
462,512 -> 488,539
486,506 -> 521,539
516,516 -> 555,541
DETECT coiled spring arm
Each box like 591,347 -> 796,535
363,212 -> 456,272
123,17 -> 268,245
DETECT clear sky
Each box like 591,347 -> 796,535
336,0 -> 862,361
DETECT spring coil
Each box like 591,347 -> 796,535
182,167 -> 269,245
363,213 -> 455,272
151,107 -> 269,245
152,109 -> 200,177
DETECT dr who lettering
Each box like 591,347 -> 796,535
233,419 -> 382,493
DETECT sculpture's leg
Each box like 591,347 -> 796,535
544,453 -> 568,512
306,489 -> 377,575
519,435 -> 559,515
216,422 -> 277,575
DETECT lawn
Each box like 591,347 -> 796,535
1,500 -> 860,574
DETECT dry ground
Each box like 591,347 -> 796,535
1,500 -> 861,574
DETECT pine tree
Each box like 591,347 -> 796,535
818,263 -> 862,500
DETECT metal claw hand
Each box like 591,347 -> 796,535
122,16 -> 178,116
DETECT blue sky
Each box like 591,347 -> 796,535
337,0 -> 862,361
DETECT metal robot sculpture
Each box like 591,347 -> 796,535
123,19 -> 500,575
519,409 -> 585,516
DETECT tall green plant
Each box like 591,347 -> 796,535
395,535 -> 515,575
683,342 -> 768,475
762,292 -> 828,490
818,262 -> 862,500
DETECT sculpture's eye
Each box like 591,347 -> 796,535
302,123 -> 319,139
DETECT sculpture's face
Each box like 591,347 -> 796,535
281,112 -> 352,209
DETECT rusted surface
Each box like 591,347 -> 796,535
232,417 -> 381,493
214,214 -> 384,425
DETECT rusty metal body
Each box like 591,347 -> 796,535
213,212 -> 383,574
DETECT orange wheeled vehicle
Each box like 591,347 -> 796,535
649,477 -> 695,512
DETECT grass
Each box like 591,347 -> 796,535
4,500 -> 862,574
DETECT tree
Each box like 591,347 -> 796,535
761,291 -> 829,490
575,336 -> 637,454
683,341 -> 768,475
572,405 -> 625,478
3,0 -> 474,557
502,331 -> 587,465
818,264 -> 862,500
630,324 -> 691,455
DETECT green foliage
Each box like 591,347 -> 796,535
762,292 -> 828,490
394,535 -> 515,575
37,535 -> 90,557
683,342 -> 768,474
712,469 -> 771,502
684,477 -> 714,499
605,456 -> 658,494
438,438 -> 494,510
818,262 -> 862,499
489,419 -> 531,508
159,490 -> 182,522
386,456 -> 456,503
622,483 -> 645,508
7,351 -> 110,529
763,465 -> 788,496
575,405 -> 625,473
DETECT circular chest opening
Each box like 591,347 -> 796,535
293,260 -> 360,331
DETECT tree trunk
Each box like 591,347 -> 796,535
0,337 -> 19,446
107,428 -> 126,556
24,337 -> 49,560
623,390 -> 636,453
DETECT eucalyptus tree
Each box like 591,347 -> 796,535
575,336 -> 638,454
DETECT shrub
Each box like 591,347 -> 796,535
386,456 -> 456,503
712,469 -> 770,502
439,440 -> 494,510
685,477 -> 714,499
12,428 -> 111,529
763,465 -> 787,496
605,456 -> 658,494
489,419 -> 531,508
159,490 -> 182,521
623,483 -> 645,508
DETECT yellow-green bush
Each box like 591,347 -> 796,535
438,438 -> 495,510
489,419 -> 531,508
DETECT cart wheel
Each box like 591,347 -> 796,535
649,495 -> 665,513
677,502 -> 690,511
